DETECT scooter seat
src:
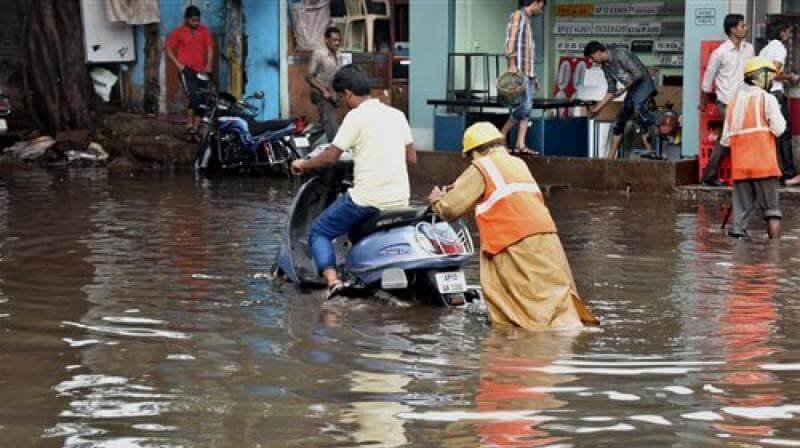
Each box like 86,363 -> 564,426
351,207 -> 429,242
248,119 -> 294,135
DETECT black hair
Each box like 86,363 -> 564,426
724,14 -> 745,36
325,26 -> 341,38
767,19 -> 792,41
519,0 -> 546,7
583,41 -> 606,58
185,5 -> 201,19
332,64 -> 372,96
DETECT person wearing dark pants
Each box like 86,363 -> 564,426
700,14 -> 754,186
291,65 -> 417,300
722,57 -> 786,239
584,41 -> 656,159
165,6 -> 214,136
307,27 -> 343,142
759,19 -> 800,185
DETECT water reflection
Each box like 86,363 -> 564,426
0,172 -> 799,447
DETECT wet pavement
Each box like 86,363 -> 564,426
1,169 -> 800,447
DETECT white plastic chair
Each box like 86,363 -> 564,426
343,0 -> 390,52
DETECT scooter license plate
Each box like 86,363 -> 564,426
293,136 -> 310,147
0,119 -> 7,134
435,271 -> 467,294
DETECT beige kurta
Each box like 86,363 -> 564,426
433,151 -> 598,330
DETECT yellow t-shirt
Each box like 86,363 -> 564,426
333,99 -> 413,210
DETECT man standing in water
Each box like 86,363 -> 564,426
500,0 -> 546,155
291,65 -> 416,300
428,122 -> 598,330
723,57 -> 786,239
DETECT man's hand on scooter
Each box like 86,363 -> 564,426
428,185 -> 451,204
291,159 -> 307,175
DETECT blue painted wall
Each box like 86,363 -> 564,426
409,0 -> 453,150
129,0 -> 280,118
683,0 -> 728,157
244,1 -> 281,120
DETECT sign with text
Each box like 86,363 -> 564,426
629,2 -> 664,15
595,3 -> 629,15
695,8 -> 716,26
555,4 -> 594,16
593,22 -> 630,35
554,22 -> 593,35
654,40 -> 683,52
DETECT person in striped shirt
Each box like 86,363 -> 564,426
500,0 -> 546,155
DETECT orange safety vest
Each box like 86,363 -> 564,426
473,150 -> 557,255
726,88 -> 782,181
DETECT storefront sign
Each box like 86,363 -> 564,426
629,22 -> 662,35
629,2 -> 663,15
555,4 -> 593,17
595,3 -> 629,15
593,22 -> 630,35
654,40 -> 683,52
554,22 -> 593,35
695,8 -> 716,26
556,39 -> 589,52
630,40 -> 654,52
659,54 -> 684,66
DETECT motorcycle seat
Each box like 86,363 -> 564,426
350,207 -> 429,242
248,119 -> 294,135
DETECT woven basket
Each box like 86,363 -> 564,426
496,72 -> 527,107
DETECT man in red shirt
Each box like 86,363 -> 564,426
165,6 -> 214,135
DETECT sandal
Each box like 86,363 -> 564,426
512,146 -> 539,155
322,280 -> 345,301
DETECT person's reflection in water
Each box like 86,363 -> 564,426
446,327 -> 584,447
711,242 -> 783,438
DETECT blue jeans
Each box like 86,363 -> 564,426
612,78 -> 656,135
309,193 -> 379,273
510,76 -> 537,123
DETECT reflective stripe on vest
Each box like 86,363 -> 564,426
472,153 -> 556,254
475,157 -> 542,216
726,88 -> 782,181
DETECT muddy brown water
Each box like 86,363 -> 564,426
1,170 -> 800,447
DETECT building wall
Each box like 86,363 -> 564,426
452,0 -> 517,96
683,0 -> 729,157
244,1 -> 281,119
409,0 -> 453,150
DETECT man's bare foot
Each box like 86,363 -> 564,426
785,175 -> 800,186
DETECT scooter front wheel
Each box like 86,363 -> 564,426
415,270 -> 467,307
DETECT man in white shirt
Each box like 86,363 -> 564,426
759,19 -> 800,186
291,65 -> 417,299
700,14 -> 754,187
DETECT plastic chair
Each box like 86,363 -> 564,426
343,0 -> 390,52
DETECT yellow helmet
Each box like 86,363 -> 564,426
462,122 -> 504,154
744,56 -> 776,76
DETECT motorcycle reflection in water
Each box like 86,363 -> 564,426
194,89 -> 309,176
273,147 -> 482,307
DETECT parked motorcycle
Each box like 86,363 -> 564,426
194,89 -> 302,176
272,148 -> 480,306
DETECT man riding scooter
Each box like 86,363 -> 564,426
291,65 -> 417,300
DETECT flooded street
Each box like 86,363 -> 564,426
2,169 -> 800,447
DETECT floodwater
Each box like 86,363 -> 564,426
1,169 -> 800,448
